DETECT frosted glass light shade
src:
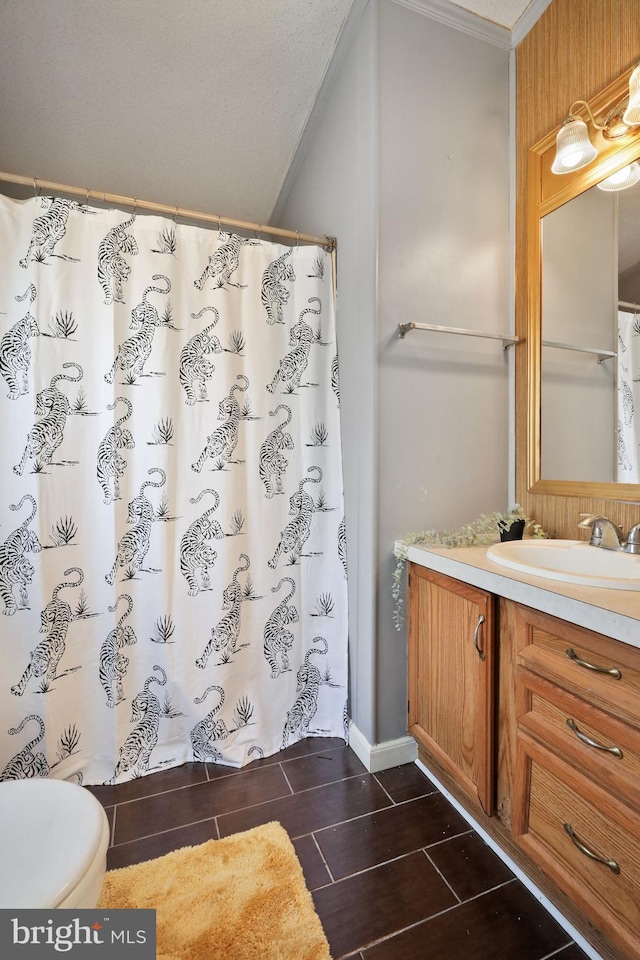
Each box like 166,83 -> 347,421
623,65 -> 640,125
551,117 -> 597,174
596,161 -> 640,192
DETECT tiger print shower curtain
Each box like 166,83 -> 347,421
0,193 -> 348,785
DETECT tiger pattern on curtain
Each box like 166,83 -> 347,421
0,193 -> 348,785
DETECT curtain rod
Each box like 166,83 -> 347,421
619,299 -> 640,312
0,170 -> 336,251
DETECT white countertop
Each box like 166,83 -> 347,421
402,541 -> 640,649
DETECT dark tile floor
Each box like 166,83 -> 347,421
87,738 -> 592,960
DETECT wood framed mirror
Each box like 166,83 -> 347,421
527,65 -> 640,501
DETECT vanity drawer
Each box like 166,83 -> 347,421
514,733 -> 640,960
517,669 -> 640,813
514,605 -> 640,727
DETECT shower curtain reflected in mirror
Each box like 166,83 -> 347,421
0,194 -> 348,785
617,309 -> 640,482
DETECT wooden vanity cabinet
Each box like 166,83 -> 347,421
407,564 -> 495,814
407,565 -> 640,960
512,604 -> 640,960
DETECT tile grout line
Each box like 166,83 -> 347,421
308,794 -> 471,862
98,772 -> 220,809
371,772 -> 397,805
540,949 -> 572,960
110,815 -> 218,852
278,762 -> 296,796
421,848 -> 461,904
310,832 -> 336,884
344,879 -> 519,958
424,826 -> 474,850
311,846 -> 459,889
540,945 -> 576,960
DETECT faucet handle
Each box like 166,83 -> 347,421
577,513 -> 597,527
577,514 -> 600,536
576,514 -> 624,550
622,523 -> 640,554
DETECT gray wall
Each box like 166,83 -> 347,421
273,1 -> 380,743
278,0 -> 511,744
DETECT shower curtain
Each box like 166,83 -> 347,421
0,193 -> 347,785
616,309 -> 640,481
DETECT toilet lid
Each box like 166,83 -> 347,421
0,779 -> 109,908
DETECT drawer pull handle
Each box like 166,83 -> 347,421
565,648 -> 621,680
563,823 -> 620,874
473,614 -> 486,660
566,719 -> 623,759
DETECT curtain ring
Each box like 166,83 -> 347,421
174,205 -> 178,225
133,198 -> 137,217
33,176 -> 39,197
257,224 -> 262,241
217,214 -> 221,234
296,230 -> 300,248
86,186 -> 91,205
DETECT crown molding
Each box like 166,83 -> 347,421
390,0 -> 554,49
511,0 -> 554,47
389,0 -> 511,49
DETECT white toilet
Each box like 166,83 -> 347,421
0,778 -> 110,909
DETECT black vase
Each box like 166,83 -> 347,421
499,518 -> 525,542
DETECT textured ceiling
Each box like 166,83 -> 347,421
0,1 -> 534,223
0,0 -> 353,223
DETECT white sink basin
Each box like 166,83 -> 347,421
486,539 -> 640,590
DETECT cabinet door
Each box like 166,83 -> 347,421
408,564 -> 495,814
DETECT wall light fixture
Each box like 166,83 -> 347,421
596,161 -> 640,192
551,66 -> 640,175
623,64 -> 640,125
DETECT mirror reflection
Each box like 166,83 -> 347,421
541,167 -> 640,483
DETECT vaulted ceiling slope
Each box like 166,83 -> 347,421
0,0 -> 353,223
0,1 -> 535,224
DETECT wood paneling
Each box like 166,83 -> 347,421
515,0 -> 640,537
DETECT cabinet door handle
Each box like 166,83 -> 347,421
565,648 -> 621,679
563,823 -> 620,874
473,614 -> 486,660
566,718 -> 623,759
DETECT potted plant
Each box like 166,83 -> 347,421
392,506 -> 547,630
498,506 -> 526,541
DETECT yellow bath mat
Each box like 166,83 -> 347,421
98,820 -> 332,960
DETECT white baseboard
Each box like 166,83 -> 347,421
348,721 -> 417,773
415,758 -> 604,960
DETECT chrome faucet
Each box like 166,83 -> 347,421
577,515 -> 625,551
577,514 -> 640,553
622,523 -> 640,554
